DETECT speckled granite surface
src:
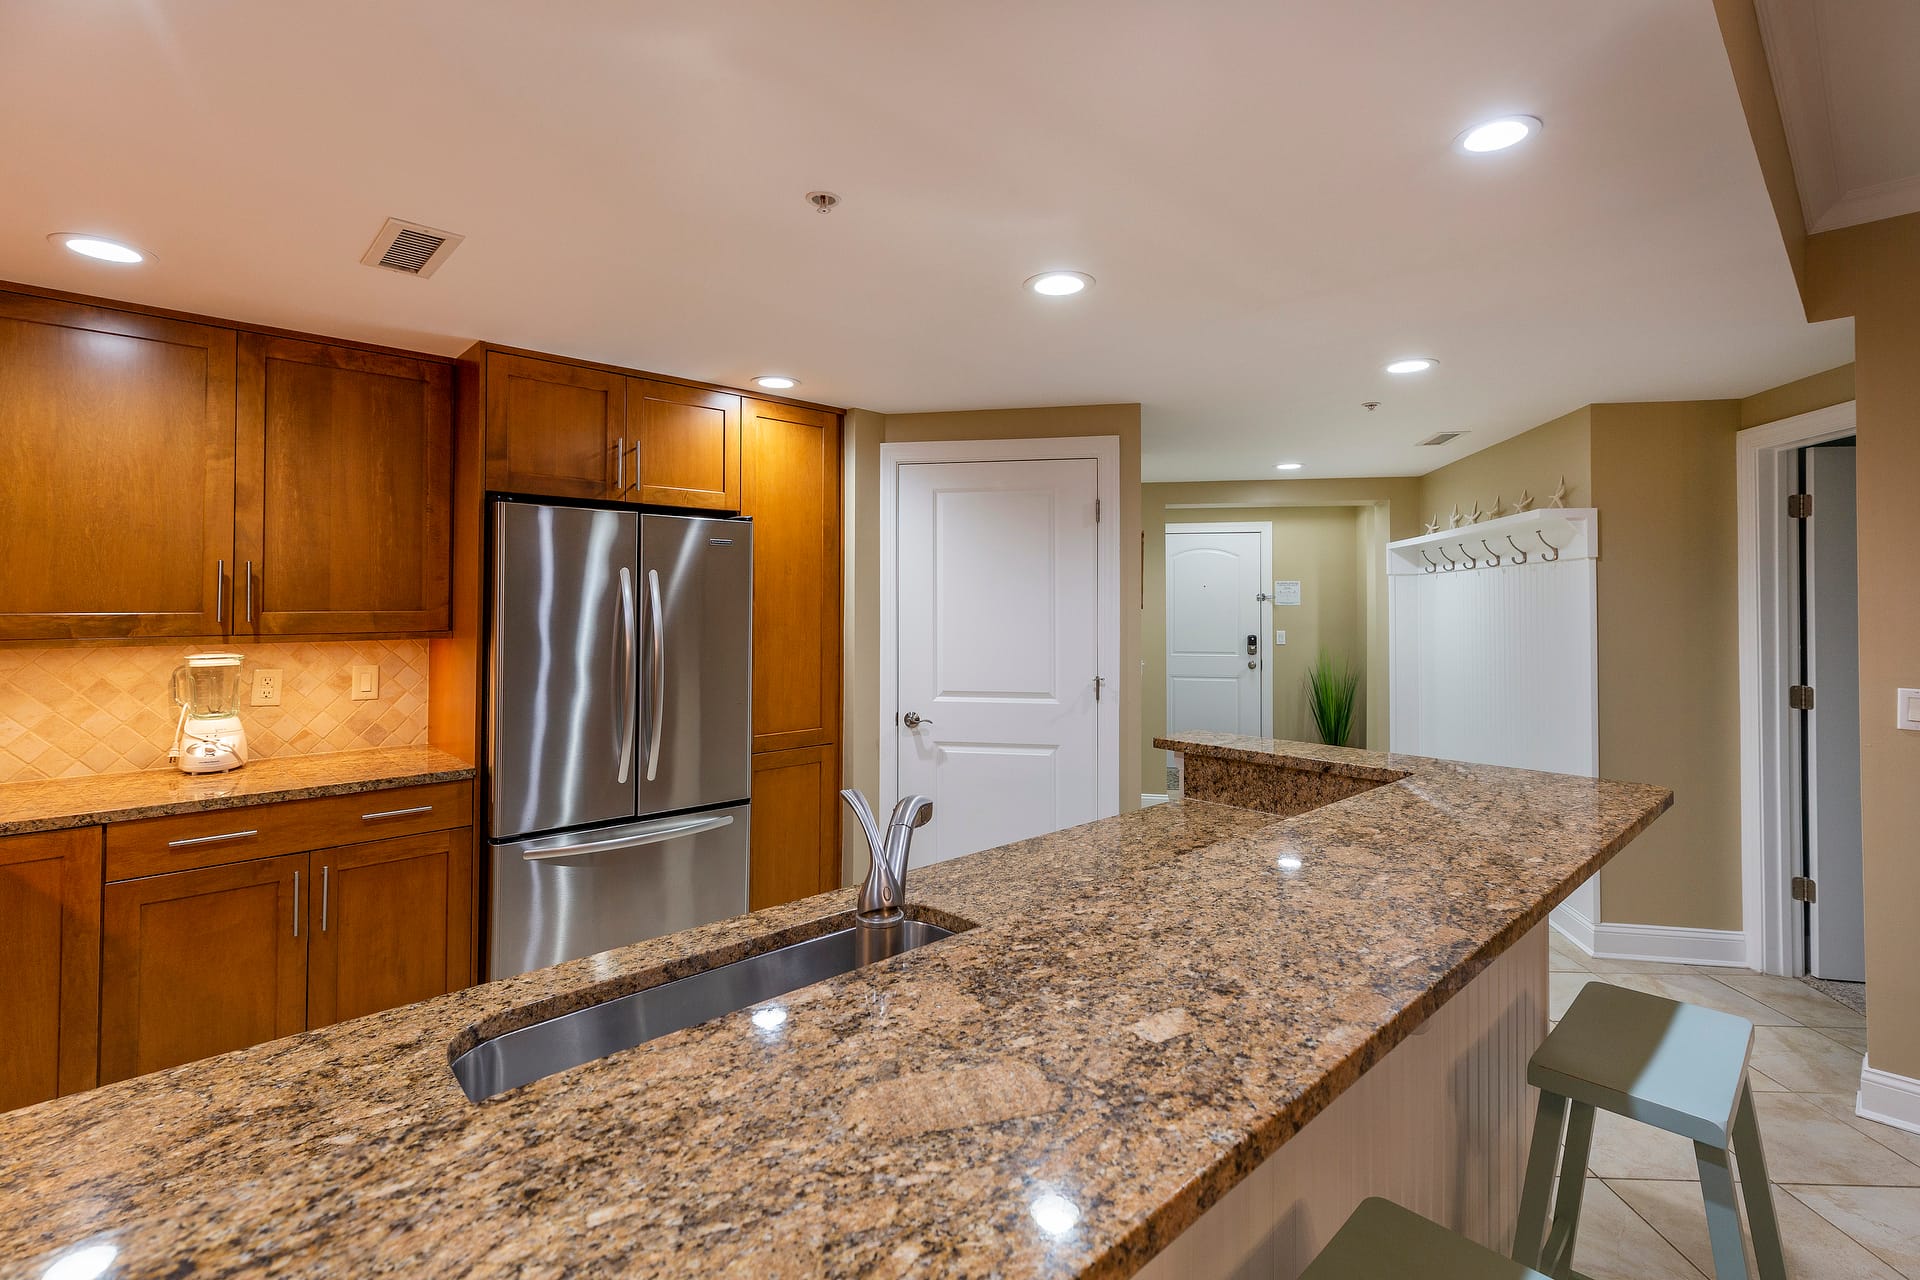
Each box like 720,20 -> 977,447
0,736 -> 1669,1279
0,745 -> 475,835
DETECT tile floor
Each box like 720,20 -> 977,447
1548,929 -> 1918,1279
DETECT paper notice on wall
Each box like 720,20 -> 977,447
1273,580 -> 1302,606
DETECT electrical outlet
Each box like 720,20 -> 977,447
351,665 -> 379,701
251,669 -> 282,707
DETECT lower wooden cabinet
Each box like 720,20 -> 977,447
749,744 -> 841,910
0,828 -> 101,1110
308,829 -> 472,1027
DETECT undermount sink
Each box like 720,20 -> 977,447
451,918 -> 955,1102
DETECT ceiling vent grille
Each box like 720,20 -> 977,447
360,218 -> 464,278
1417,430 -> 1467,447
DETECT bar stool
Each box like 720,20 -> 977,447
1302,1197 -> 1548,1280
1515,981 -> 1786,1280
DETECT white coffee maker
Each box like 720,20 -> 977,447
169,652 -> 249,774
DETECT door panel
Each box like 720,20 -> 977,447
100,854 -> 307,1084
629,380 -> 741,510
0,828 -> 100,1110
484,353 -> 623,499
489,501 -> 640,840
236,335 -> 452,635
1166,531 -> 1266,741
749,745 -> 839,909
0,292 -> 235,639
1804,444 -> 1863,982
895,459 -> 1100,865
309,829 -> 469,1027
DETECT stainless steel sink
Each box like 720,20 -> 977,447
451,918 -> 954,1101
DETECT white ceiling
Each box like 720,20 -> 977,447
0,1 -> 1851,481
1756,0 -> 1920,234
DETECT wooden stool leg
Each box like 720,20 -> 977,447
1732,1082 -> 1788,1280
1514,1090 -> 1568,1267
1695,1141 -> 1748,1280
1540,1102 -> 1595,1277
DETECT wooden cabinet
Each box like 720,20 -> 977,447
0,829 -> 101,1110
749,745 -> 840,909
482,351 -> 624,499
0,292 -> 236,640
100,852 -> 307,1084
742,398 -> 842,752
236,335 -> 452,635
626,379 -> 741,510
308,829 -> 472,1027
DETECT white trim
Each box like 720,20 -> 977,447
1165,520 -> 1274,739
1140,792 -> 1170,808
877,435 -> 1123,825
1550,908 -> 1598,957
1588,921 -> 1750,968
1737,401 -> 1856,974
1858,1062 -> 1920,1136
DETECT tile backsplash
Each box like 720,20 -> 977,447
0,641 -> 428,783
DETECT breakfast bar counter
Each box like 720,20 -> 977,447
0,735 -> 1669,1279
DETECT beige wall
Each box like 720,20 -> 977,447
1417,407 -> 1593,522
1711,0 -> 1811,295
840,404 -> 1143,882
1142,502 -> 1365,794
1738,363 -> 1855,428
1805,211 -> 1920,1078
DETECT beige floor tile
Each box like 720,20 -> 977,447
1608,973 -> 1803,1027
1582,955 -> 1706,975
1609,1176 -> 1903,1280
1749,1068 -> 1790,1092
1818,1025 -> 1871,1052
1750,1025 -> 1868,1094
1553,971 -> 1599,1020
1551,931 -> 1597,972
1785,1185 -> 1920,1278
1588,1107 -> 1705,1180
1747,1093 -> 1920,1187
1712,972 -> 1868,1029
1802,1094 -> 1920,1167
1570,1177 -> 1709,1280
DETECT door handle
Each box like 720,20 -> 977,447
616,566 -> 636,785
646,567 -> 665,782
903,711 -> 933,728
520,813 -> 734,861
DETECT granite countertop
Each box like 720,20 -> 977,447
0,736 -> 1670,1279
0,745 -> 476,836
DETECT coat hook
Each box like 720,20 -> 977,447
1505,535 -> 1529,564
1419,549 -> 1439,574
1536,529 -> 1561,562
1438,546 -> 1459,570
1480,539 -> 1501,567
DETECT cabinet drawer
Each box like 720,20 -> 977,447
106,781 -> 473,880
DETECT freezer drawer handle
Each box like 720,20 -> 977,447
520,813 -> 734,862
646,567 -> 665,783
361,805 -> 434,822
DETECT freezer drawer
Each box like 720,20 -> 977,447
488,804 -> 750,979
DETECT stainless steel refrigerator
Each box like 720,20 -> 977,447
486,499 -> 751,979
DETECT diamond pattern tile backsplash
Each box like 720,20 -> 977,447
0,641 -> 429,783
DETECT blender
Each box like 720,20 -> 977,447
169,652 -> 249,774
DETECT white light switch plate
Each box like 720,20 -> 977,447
1899,688 -> 1920,731
351,665 -> 379,701
1274,630 -> 1287,645
251,669 -> 282,707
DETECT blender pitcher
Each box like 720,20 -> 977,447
170,652 -> 249,773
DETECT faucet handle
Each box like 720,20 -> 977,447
840,789 -> 886,857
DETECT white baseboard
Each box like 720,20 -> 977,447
1550,904 -> 1597,955
1858,1062 -> 1920,1136
1140,792 -> 1170,808
1561,919 -> 1748,968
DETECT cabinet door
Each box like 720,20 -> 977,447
741,399 -> 842,751
749,744 -> 840,909
0,828 -> 101,1111
308,829 -> 472,1028
100,854 -> 307,1084
0,291 -> 235,640
483,352 -> 624,499
235,335 -> 453,635
628,379 -> 741,510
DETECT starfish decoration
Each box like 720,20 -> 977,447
1514,489 -> 1534,512
1447,505 -> 1463,529
1488,494 -> 1505,519
1547,475 -> 1569,508
1423,516 -> 1440,536
1465,500 -> 1485,524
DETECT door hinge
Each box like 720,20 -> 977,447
1095,497 -> 1102,523
1787,493 -> 1813,519
1094,674 -> 1105,701
1791,875 -> 1817,904
1789,684 -> 1815,710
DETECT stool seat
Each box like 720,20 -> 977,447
1532,981 -> 1752,1147
1303,1198 -> 1549,1280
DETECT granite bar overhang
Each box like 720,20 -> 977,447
0,734 -> 1670,1279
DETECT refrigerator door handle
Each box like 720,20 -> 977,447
646,567 -> 666,782
517,812 -> 735,862
616,566 -> 637,785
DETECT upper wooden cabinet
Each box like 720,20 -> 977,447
0,292 -> 236,640
626,379 -> 741,511
236,335 -> 453,635
742,398 -> 842,751
0,828 -> 100,1110
482,352 -> 624,499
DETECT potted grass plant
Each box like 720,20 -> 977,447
1304,652 -> 1360,747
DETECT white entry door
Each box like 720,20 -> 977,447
894,458 -> 1102,865
1165,525 -> 1270,742
1804,443 -> 1863,981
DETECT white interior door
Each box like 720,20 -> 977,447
894,458 -> 1101,865
1804,443 -> 1863,981
1165,527 -> 1268,744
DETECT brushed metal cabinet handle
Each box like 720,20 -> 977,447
166,828 -> 260,849
292,869 -> 300,939
320,865 -> 329,933
360,805 -> 433,822
616,435 -> 626,493
245,560 -> 255,623
215,558 -> 226,624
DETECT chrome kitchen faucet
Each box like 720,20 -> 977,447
843,789 -> 933,926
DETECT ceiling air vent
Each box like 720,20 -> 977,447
359,218 -> 464,278
1417,431 -> 1467,447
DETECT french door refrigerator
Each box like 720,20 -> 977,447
487,498 -> 751,979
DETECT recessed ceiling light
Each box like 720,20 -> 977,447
1025,271 -> 1094,296
1386,358 -> 1437,375
753,375 -> 800,390
1275,462 -> 1304,471
50,233 -> 145,264
1455,115 -> 1541,154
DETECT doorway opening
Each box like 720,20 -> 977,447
1165,522 -> 1275,754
